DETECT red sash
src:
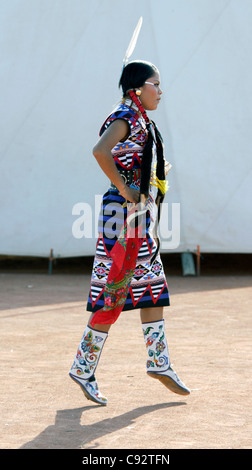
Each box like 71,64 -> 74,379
90,206 -> 144,326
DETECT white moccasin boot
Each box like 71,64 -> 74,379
69,326 -> 108,405
142,319 -> 190,396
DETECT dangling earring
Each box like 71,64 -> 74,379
135,89 -> 142,96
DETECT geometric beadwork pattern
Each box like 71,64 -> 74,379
93,262 -> 110,279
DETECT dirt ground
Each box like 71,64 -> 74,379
0,270 -> 252,450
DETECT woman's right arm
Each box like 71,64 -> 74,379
93,119 -> 140,204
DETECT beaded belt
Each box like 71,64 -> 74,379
110,168 -> 141,190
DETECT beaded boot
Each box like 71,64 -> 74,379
142,319 -> 190,395
69,326 -> 108,405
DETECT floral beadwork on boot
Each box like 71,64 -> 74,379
142,319 -> 190,395
143,321 -> 169,371
73,330 -> 104,376
69,326 -> 108,405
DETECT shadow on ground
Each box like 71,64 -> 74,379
20,402 -> 186,449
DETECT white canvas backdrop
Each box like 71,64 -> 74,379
0,0 -> 251,258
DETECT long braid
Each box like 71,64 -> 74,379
128,90 -> 150,125
128,90 -> 154,198
128,89 -> 166,264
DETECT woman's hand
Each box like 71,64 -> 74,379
119,185 -> 140,204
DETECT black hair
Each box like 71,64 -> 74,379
119,60 -> 158,97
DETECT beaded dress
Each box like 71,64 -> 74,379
86,101 -> 170,318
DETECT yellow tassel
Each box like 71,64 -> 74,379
150,162 -> 171,195
150,175 -> 169,195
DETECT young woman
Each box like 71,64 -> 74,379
69,60 -> 190,405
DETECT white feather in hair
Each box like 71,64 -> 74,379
119,16 -> 143,85
123,16 -> 143,66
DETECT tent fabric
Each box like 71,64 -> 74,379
0,0 -> 251,258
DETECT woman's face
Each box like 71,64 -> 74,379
138,72 -> 162,110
